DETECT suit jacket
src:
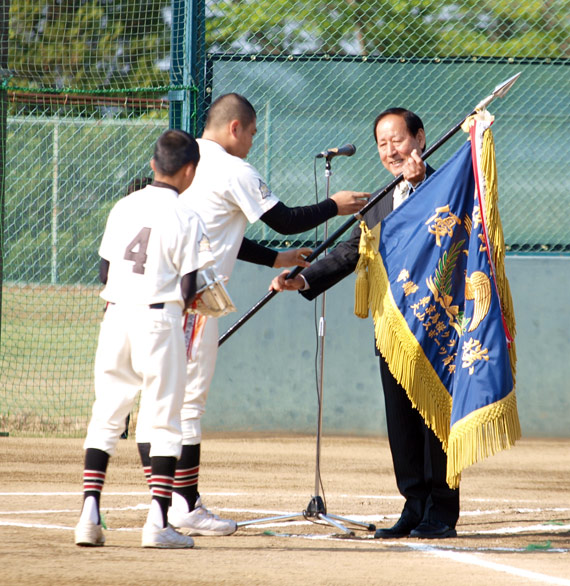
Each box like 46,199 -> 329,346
301,165 -> 435,301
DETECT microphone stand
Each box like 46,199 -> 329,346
237,156 -> 375,536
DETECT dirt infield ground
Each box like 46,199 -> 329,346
0,435 -> 568,586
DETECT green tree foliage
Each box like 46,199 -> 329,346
207,0 -> 569,58
8,0 -> 172,89
6,0 -> 568,90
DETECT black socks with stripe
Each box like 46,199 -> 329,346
81,448 -> 110,525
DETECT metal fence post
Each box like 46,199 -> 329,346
0,0 -> 9,343
169,0 -> 206,135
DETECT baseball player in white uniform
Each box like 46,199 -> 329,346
75,130 -> 215,549
135,93 -> 370,536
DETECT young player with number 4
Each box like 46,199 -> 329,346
75,130 -> 215,549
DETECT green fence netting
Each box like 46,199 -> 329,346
215,57 -> 569,252
1,92 -> 169,434
1,0 -> 569,435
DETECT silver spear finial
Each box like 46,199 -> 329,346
475,72 -> 521,111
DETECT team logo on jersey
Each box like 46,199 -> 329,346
258,180 -> 273,200
199,233 -> 212,253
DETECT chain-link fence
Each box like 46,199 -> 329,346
1,0 -> 569,435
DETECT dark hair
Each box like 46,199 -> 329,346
153,130 -> 200,176
373,108 -> 425,150
204,93 -> 256,130
126,177 -> 152,196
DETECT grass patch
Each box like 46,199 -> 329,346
1,283 -> 104,435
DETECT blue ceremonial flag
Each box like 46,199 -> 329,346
355,113 -> 520,487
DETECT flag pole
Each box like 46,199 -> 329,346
218,72 -> 521,347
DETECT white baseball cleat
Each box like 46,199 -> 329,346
75,519 -> 105,547
168,496 -> 237,536
141,522 -> 195,549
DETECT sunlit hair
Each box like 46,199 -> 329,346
205,93 -> 256,130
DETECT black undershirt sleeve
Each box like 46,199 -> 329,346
99,258 -> 110,284
259,199 -> 338,234
181,270 -> 198,309
237,237 -> 278,267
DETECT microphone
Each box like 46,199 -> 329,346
315,143 -> 356,159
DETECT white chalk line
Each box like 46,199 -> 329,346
238,518 -> 570,537
0,521 -> 73,531
0,504 -> 149,515
2,518 -> 567,553
2,508 -> 568,539
1,494 -> 568,528
460,508 -> 570,516
408,543 -> 570,586
0,491 -> 149,497
0,520 -> 139,533
0,491 -> 243,497
461,523 -> 570,535
3,503 -> 566,526
253,532 -> 570,584
262,529 -> 569,551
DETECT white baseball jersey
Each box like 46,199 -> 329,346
179,138 -> 279,279
99,185 -> 214,307
86,184 -> 215,458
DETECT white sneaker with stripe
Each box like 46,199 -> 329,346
168,496 -> 237,536
141,522 -> 195,549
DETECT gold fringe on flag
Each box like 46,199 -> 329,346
445,121 -> 521,487
446,390 -> 521,488
480,128 -> 518,382
355,222 -> 452,450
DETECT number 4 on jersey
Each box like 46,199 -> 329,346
124,227 -> 151,274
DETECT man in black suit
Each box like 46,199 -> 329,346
270,108 -> 459,539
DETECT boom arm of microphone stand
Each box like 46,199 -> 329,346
218,110 -> 476,347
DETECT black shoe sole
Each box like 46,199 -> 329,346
374,531 -> 411,539
409,529 -> 457,539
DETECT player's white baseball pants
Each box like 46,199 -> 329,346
85,302 -> 186,459
178,316 -> 218,445
136,316 -> 218,446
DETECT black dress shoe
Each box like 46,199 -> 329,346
409,519 -> 457,539
374,515 -> 419,539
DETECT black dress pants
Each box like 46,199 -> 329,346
379,354 -> 460,528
